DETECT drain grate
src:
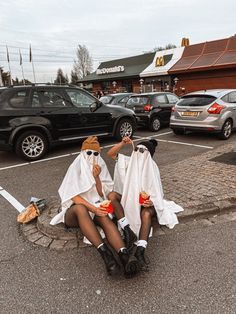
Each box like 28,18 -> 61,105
210,152 -> 236,165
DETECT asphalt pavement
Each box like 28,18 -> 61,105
1,128 -> 236,313
1,208 -> 236,313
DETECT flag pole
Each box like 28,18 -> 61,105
0,69 -> 3,86
6,45 -> 13,85
19,49 -> 25,85
29,44 -> 36,83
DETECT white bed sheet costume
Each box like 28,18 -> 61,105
50,150 -> 113,227
114,145 -> 184,237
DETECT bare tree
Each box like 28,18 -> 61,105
73,44 -> 93,79
70,70 -> 79,84
54,68 -> 68,84
153,43 -> 176,52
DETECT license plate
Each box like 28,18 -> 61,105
181,111 -> 199,117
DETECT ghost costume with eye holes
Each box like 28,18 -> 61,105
114,146 -> 184,236
50,150 -> 114,225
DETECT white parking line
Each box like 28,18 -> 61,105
156,139 -> 214,149
133,131 -> 173,138
0,132 -> 213,171
0,186 -> 25,212
134,133 -> 213,149
0,153 -> 79,171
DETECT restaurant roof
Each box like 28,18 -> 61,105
169,36 -> 236,74
140,47 -> 184,77
79,52 -> 155,83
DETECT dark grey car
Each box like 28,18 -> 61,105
126,92 -> 179,131
100,93 -> 135,107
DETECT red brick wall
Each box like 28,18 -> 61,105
175,69 -> 236,96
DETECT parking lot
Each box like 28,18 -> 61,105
1,126 -> 236,212
1,126 -> 236,313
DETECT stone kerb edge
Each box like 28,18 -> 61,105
21,198 -> 89,250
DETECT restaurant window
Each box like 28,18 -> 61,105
102,82 -> 111,92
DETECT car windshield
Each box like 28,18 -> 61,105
127,96 -> 149,105
177,95 -> 217,106
100,96 -> 113,104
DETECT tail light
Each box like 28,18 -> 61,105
143,104 -> 153,111
171,105 -> 176,112
207,103 -> 225,114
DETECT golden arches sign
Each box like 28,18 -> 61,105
155,56 -> 165,67
181,38 -> 190,47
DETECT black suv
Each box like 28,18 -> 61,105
0,85 -> 137,161
126,92 -> 179,131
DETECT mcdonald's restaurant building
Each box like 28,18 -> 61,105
79,48 -> 184,95
168,36 -> 236,96
79,36 -> 236,97
79,52 -> 155,94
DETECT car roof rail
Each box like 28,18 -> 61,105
3,83 -> 80,88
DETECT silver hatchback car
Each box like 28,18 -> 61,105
170,89 -> 236,139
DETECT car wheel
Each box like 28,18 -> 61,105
218,119 -> 232,140
172,128 -> 185,135
15,131 -> 49,161
149,116 -> 161,132
115,119 -> 134,141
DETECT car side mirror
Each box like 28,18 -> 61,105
89,102 -> 98,112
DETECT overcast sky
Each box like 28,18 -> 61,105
0,0 -> 235,82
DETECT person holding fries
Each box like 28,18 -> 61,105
107,137 -> 184,271
50,136 -> 139,278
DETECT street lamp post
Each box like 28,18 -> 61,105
112,81 -> 117,92
139,78 -> 144,93
151,79 -> 155,92
173,77 -> 179,93
173,77 -> 179,85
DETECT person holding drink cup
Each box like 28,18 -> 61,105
50,136 -> 139,278
107,137 -> 184,271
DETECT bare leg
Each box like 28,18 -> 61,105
134,206 -> 156,271
108,191 -> 137,251
139,206 -> 156,241
65,204 -> 103,248
95,215 -> 140,277
95,215 -> 125,252
108,191 -> 124,219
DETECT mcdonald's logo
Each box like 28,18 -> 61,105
155,56 -> 165,67
181,38 -> 190,47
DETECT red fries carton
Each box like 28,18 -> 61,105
100,200 -> 113,214
139,191 -> 150,205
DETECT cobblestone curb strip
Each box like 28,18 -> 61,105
21,198 -> 89,251
21,204 -> 236,251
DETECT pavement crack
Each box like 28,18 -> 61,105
0,255 -> 18,264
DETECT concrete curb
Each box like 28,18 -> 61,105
21,197 -> 236,251
21,198 -> 91,251
178,200 -> 236,222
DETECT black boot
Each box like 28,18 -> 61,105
134,246 -> 149,271
98,243 -> 120,276
123,225 -> 137,251
118,248 -> 140,278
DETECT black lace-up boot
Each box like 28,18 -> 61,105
134,246 -> 149,271
118,248 -> 140,278
123,225 -> 137,251
98,243 -> 120,276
